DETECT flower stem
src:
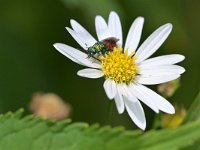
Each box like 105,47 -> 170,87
107,101 -> 114,125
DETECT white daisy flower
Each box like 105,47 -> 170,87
54,11 -> 185,130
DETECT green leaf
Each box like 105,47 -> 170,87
181,140 -> 200,150
0,109 -> 200,150
183,90 -> 200,123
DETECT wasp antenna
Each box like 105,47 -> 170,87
85,43 -> 88,48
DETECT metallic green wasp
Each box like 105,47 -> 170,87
87,37 -> 119,57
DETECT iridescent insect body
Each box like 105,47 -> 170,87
87,37 -> 119,57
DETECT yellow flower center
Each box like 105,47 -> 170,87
101,47 -> 138,84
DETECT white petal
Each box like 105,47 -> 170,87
95,15 -> 110,41
124,96 -> 146,130
129,83 -> 159,113
53,44 -> 83,65
124,17 -> 144,55
114,85 -> 125,114
120,84 -> 136,100
108,11 -> 123,46
139,65 -> 185,75
138,54 -> 185,67
77,68 -> 103,78
135,23 -> 172,63
54,43 -> 83,65
137,84 -> 175,114
103,79 -> 117,99
66,27 -> 87,50
136,74 -> 180,85
54,43 -> 101,68
70,19 -> 97,47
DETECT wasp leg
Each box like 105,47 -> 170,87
91,56 -> 101,62
86,55 -> 101,62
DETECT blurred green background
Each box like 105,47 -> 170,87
0,0 -> 199,129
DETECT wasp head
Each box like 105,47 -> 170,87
87,47 -> 97,57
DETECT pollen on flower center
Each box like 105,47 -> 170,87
101,47 -> 138,84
